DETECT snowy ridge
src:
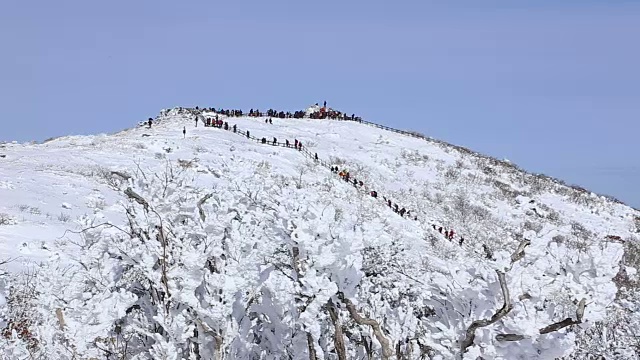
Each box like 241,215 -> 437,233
0,106 -> 639,359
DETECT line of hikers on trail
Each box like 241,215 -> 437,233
327,165 -> 461,244
330,166 -> 419,220
146,103 -> 463,246
259,137 -> 304,151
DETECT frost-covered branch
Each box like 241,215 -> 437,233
460,270 -> 512,353
110,170 -> 131,181
288,239 -> 319,359
495,333 -> 526,342
495,298 -> 587,342
124,187 -> 149,211
539,298 -> 586,334
337,292 -> 394,359
510,239 -> 531,264
197,193 -> 213,222
327,299 -> 347,360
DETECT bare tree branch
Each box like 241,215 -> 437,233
111,171 -> 132,181
495,333 -> 526,342
124,187 -> 149,211
197,194 -> 213,222
306,332 -> 318,360
460,270 -> 512,353
337,292 -> 394,359
495,298 -> 587,341
539,298 -> 586,334
510,239 -> 531,264
327,299 -> 347,360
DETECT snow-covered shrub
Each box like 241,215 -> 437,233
563,221 -> 595,254
92,166 -> 131,190
0,214 -> 16,226
193,145 -> 208,153
621,237 -> 640,277
523,220 -> 544,234
177,158 -> 197,168
0,272 -> 41,355
56,212 -> 71,223
493,179 -> 522,200
400,149 -> 429,165
329,155 -> 347,166
444,167 -> 460,182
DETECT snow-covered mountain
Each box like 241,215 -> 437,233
0,106 -> 638,359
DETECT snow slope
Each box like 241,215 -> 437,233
0,107 -> 639,359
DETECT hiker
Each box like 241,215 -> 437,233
370,191 -> 377,198
459,237 -> 464,246
394,204 -> 399,213
353,178 -> 358,186
206,118 -> 211,127
388,199 -> 392,207
265,119 -> 268,124
432,224 -> 437,230
286,139 -> 290,147
294,139 -> 298,148
358,180 -> 364,187
183,126 -> 186,138
399,208 -> 406,216
148,118 -> 153,128
298,141 -> 302,151
261,137 -> 267,144
224,122 -> 228,130
246,130 -> 250,138
233,124 -> 237,133
448,230 -> 455,240
269,118 -> 273,124
438,227 -> 443,234
195,117 -> 198,127
315,153 -> 318,161
323,100 -> 327,108
273,137 -> 277,145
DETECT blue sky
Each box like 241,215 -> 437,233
1,1 -> 638,208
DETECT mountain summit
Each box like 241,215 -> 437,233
1,106 -> 639,359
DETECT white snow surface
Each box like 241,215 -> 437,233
0,107 -> 638,359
